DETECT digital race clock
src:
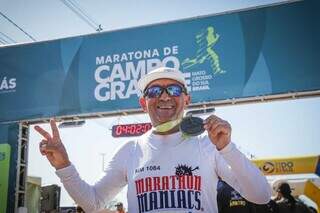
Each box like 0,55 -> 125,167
112,123 -> 152,137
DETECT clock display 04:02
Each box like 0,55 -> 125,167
112,123 -> 152,137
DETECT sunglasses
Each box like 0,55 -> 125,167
144,84 -> 187,98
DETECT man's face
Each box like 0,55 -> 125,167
139,78 -> 190,127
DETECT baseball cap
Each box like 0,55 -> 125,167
138,67 -> 186,92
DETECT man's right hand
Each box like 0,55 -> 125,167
34,120 -> 71,170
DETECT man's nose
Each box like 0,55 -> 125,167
159,89 -> 171,100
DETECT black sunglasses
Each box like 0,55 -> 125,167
144,84 -> 187,98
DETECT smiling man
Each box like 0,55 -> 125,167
35,67 -> 271,213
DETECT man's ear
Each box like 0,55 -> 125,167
184,95 -> 191,107
139,97 -> 147,112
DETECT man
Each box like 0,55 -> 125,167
35,67 -> 271,212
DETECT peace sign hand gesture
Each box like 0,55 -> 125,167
34,120 -> 71,170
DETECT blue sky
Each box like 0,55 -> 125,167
1,0 -> 319,208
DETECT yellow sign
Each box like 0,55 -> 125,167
304,180 -> 320,208
252,155 -> 319,175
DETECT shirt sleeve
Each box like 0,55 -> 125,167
55,140 -> 135,212
214,142 -> 272,204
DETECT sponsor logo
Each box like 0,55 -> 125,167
262,162 -> 275,173
260,161 -> 294,174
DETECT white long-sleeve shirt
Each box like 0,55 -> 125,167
56,131 -> 271,212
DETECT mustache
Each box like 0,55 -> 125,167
157,100 -> 175,105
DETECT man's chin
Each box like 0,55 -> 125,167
156,111 -> 176,121
156,115 -> 176,124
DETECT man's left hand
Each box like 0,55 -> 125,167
204,115 -> 231,150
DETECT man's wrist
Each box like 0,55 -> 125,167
218,142 -> 234,154
55,161 -> 71,170
215,140 -> 230,151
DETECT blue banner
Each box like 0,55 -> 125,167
0,0 -> 319,122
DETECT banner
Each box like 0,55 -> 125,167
1,0 -> 320,123
0,144 -> 11,213
253,155 -> 320,176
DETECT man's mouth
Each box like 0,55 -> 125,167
155,104 -> 177,122
157,105 -> 174,109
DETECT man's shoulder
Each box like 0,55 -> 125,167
115,139 -> 139,156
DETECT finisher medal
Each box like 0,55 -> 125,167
179,116 -> 205,136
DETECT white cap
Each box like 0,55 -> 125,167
138,67 -> 186,92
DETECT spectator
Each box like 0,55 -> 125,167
217,180 -> 253,213
274,182 -> 312,213
217,180 -> 278,213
